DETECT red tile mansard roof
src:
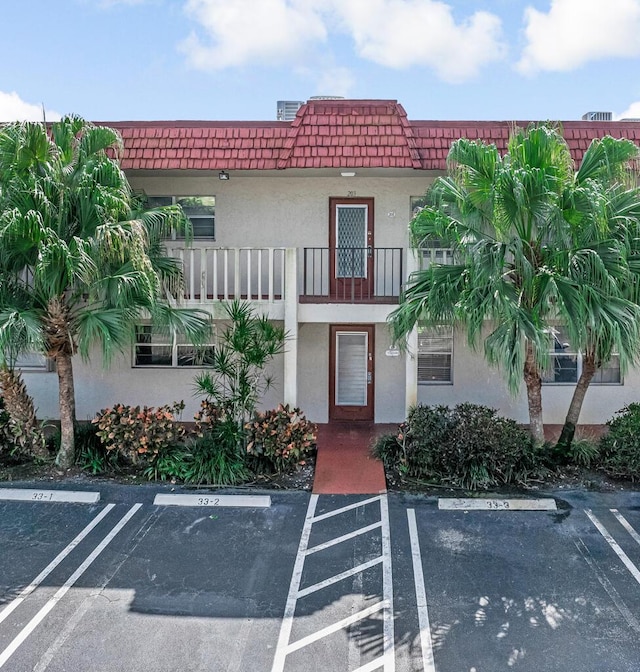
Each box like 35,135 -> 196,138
106,99 -> 640,172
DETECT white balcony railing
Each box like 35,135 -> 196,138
166,247 -> 286,303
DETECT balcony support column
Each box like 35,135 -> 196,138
404,249 -> 420,416
283,248 -> 298,408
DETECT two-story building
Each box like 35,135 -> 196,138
21,98 -> 640,428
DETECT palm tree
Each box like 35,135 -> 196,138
390,125 -> 640,445
0,116 -> 211,468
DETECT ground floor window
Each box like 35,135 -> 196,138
134,326 -> 216,368
542,326 -> 621,385
14,352 -> 50,372
418,326 -> 453,384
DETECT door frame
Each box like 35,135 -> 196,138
329,324 -> 375,421
329,197 -> 375,299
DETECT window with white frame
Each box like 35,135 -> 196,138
542,326 -> 621,385
147,196 -> 215,239
410,196 -> 454,267
134,326 -> 216,367
14,352 -> 50,372
418,326 -> 453,384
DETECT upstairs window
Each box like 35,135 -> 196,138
147,196 -> 215,240
542,326 -> 621,385
418,326 -> 453,384
134,326 -> 216,368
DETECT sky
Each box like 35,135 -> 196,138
2,0 -> 640,123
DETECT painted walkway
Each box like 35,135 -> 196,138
312,423 -> 393,495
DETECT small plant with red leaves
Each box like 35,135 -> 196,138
246,404 -> 316,473
93,401 -> 186,464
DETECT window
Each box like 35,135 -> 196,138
15,352 -> 50,372
418,326 -> 453,384
411,196 -> 454,267
134,326 -> 216,367
147,196 -> 215,239
542,326 -> 621,385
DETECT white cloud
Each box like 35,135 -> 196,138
615,101 -> 640,120
180,0 -> 506,83
0,91 -> 62,122
331,0 -> 506,83
314,67 -> 356,98
517,0 -> 640,75
180,0 -> 327,70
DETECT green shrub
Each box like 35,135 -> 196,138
74,422 -> 120,475
246,404 -> 317,474
374,403 -> 541,489
567,438 -> 600,468
93,401 -> 186,464
182,417 -> 250,485
598,404 -> 640,480
143,446 -> 191,482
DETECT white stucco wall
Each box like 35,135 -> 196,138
129,173 -> 432,250
416,328 -> 640,425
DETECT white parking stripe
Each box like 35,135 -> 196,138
379,495 -> 395,672
285,600 -> 387,654
306,521 -> 382,555
585,509 -> 640,587
311,495 -> 382,522
611,509 -> 640,546
0,503 -> 142,670
271,494 -> 318,672
0,504 -> 115,626
407,509 -> 436,672
297,557 -> 384,598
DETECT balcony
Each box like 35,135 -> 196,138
166,246 -> 286,303
301,247 -> 403,303
165,246 -> 404,309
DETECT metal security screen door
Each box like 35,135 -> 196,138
329,325 -> 375,421
329,198 -> 374,300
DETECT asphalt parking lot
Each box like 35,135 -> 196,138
1,483 -> 640,671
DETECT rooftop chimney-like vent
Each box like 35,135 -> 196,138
581,111 -> 613,121
277,100 -> 303,121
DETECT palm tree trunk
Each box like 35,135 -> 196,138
54,350 -> 76,469
523,341 -> 545,443
556,352 -> 596,455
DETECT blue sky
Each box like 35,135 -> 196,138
2,0 -> 640,123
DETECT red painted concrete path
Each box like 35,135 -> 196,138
312,423 -> 394,495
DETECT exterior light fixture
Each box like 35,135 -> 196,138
218,171 -> 230,180
340,171 -> 356,177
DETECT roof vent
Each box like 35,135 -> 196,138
581,111 -> 612,121
277,100 -> 304,121
308,95 -> 345,101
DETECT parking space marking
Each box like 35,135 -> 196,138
0,503 -> 142,670
153,493 -> 271,507
611,509 -> 640,546
585,509 -> 640,587
285,601 -> 387,655
0,488 -> 100,504
0,503 -> 115,626
311,495 -> 383,522
407,509 -> 436,672
271,493 -> 318,672
272,494 -> 395,672
297,557 -> 384,598
574,538 -> 640,634
306,522 -> 383,555
438,498 -> 556,511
